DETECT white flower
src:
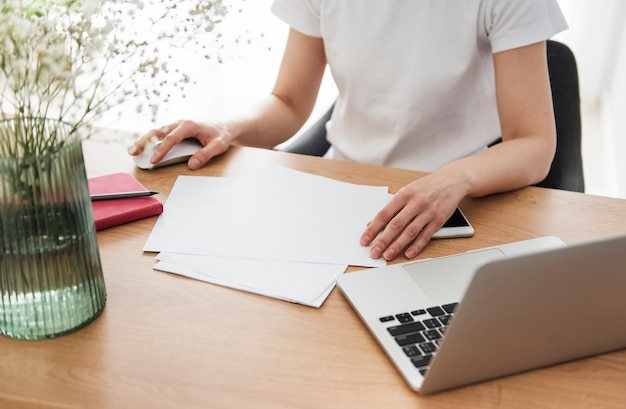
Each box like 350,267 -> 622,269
0,0 -> 225,155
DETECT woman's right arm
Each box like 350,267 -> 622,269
128,28 -> 327,170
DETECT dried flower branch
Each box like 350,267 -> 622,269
0,0 -> 226,156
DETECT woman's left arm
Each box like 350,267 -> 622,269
361,41 -> 557,260
446,40 -> 557,196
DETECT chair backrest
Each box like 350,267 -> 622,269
282,104 -> 333,157
536,40 -> 585,192
281,40 -> 585,192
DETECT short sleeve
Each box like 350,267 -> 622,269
485,0 -> 568,53
271,0 -> 322,38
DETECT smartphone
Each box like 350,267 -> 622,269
431,207 -> 474,239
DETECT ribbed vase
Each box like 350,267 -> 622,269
0,118 -> 107,340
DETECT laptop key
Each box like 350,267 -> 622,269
402,345 -> 421,358
423,329 -> 442,341
423,318 -> 442,328
411,354 -> 432,369
387,321 -> 426,337
439,315 -> 452,326
426,306 -> 445,316
419,342 -> 437,354
395,312 -> 414,323
390,305 -> 456,375
395,332 -> 426,346
442,302 -> 459,314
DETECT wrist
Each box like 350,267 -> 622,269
432,164 -> 473,199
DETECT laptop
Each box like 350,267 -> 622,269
335,234 -> 626,394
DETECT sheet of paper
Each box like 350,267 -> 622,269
144,167 -> 388,267
154,253 -> 346,308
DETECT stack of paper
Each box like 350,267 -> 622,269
144,166 -> 389,307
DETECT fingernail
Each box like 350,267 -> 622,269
188,157 -> 200,169
383,249 -> 396,260
370,246 -> 382,259
127,145 -> 138,155
150,151 -> 160,164
360,234 -> 371,246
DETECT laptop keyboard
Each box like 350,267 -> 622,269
379,302 -> 458,375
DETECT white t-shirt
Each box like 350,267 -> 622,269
271,0 -> 568,172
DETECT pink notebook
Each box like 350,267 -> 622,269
88,172 -> 163,231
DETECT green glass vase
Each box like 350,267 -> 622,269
0,118 -> 107,340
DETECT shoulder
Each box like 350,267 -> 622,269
481,0 -> 568,52
271,0 -> 322,37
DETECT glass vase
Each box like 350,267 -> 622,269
0,118 -> 107,340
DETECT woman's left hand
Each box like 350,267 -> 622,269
359,173 -> 466,261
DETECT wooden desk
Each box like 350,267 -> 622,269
2,136 -> 626,409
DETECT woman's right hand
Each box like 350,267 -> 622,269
127,28 -> 328,170
127,120 -> 235,170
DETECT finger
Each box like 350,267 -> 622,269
379,212 -> 430,260
402,206 -> 453,259
187,133 -> 231,170
360,199 -> 404,246
187,146 -> 216,170
127,124 -> 174,156
367,205 -> 423,259
127,133 -> 158,156
149,123 -> 189,164
403,223 -> 440,259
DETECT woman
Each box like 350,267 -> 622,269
129,0 -> 567,261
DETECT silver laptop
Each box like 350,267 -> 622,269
335,234 -> 626,394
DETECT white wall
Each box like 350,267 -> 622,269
556,0 -> 626,198
604,15 -> 626,198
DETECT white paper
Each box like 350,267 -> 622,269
154,253 -> 346,308
144,167 -> 388,268
144,166 -> 389,308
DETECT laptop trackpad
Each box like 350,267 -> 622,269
403,249 -> 507,304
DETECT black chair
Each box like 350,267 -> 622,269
537,40 -> 584,192
280,40 -> 585,192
